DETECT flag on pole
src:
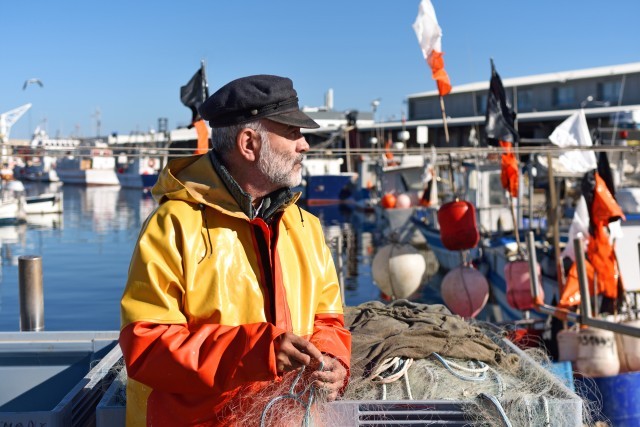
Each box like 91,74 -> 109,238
412,0 -> 451,96
180,63 -> 210,155
484,59 -> 518,146
548,110 -> 597,173
559,170 -> 626,308
484,60 -> 520,196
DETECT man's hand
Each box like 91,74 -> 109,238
274,332 -> 323,373
310,357 -> 347,402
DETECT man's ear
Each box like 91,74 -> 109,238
236,127 -> 260,162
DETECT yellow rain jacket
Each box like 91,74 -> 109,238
119,154 -> 351,426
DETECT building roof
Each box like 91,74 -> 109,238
408,62 -> 640,99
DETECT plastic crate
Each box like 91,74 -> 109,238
0,331 -> 121,427
96,367 -> 127,427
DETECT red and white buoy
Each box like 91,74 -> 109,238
440,265 -> 489,318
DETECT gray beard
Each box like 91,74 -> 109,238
257,138 -> 303,188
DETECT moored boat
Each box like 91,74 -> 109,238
56,141 -> 119,186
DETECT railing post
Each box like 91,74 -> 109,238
19,255 -> 44,331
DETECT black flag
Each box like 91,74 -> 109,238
180,66 -> 208,124
592,127 -> 616,198
484,59 -> 519,146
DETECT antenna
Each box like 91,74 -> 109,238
92,107 -> 102,137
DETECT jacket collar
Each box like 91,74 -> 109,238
209,151 -> 296,220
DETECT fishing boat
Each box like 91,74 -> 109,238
295,156 -> 358,205
0,180 -> 27,225
13,127 -> 80,183
56,140 -> 120,186
24,192 -> 63,214
116,154 -> 161,190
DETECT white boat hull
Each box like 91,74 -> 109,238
57,169 -> 120,186
25,193 -> 63,214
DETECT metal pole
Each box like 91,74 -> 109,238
526,231 -> 540,303
573,234 -> 592,319
19,255 -> 44,331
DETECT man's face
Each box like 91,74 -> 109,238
257,120 -> 309,189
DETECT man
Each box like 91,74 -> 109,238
119,75 -> 351,426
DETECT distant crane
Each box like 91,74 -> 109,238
22,78 -> 44,90
0,103 -> 32,172
0,104 -> 32,143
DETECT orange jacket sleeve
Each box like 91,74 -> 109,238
120,321 -> 286,395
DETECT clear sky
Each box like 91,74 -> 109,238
2,1 -> 639,140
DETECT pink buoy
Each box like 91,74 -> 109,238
395,193 -> 412,208
441,265 -> 489,318
504,260 -> 544,311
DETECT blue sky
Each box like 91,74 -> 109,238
3,1 -> 639,139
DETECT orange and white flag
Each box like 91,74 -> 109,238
412,0 -> 451,96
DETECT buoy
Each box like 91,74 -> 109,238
504,260 -> 544,311
372,243 -> 426,299
556,326 -> 580,362
575,327 -> 620,378
440,265 -> 489,318
437,200 -> 479,251
381,193 -> 397,209
395,193 -> 412,208
616,319 -> 640,373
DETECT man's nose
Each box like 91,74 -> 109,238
299,136 -> 310,152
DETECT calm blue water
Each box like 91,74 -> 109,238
0,183 -> 386,331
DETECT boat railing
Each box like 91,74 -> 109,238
526,230 -> 640,338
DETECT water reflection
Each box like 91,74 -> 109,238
0,187 -> 394,331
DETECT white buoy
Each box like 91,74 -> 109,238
372,243 -> 426,299
395,193 -> 412,208
616,319 -> 640,373
575,327 -> 620,378
440,265 -> 489,318
556,327 -> 580,362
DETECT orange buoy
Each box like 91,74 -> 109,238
381,193 -> 397,209
504,260 -> 544,311
437,200 -> 479,251
440,265 -> 489,318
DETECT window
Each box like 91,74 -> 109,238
598,81 -> 622,104
476,93 -> 487,115
552,86 -> 575,107
517,89 -> 533,112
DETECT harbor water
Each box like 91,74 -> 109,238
0,182 -> 391,331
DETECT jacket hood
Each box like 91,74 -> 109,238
151,154 -> 300,219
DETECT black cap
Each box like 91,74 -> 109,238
199,74 -> 320,129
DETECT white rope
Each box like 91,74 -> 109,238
370,357 -> 415,400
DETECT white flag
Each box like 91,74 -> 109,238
548,110 -> 597,173
561,196 -> 590,261
412,0 -> 451,96
413,0 -> 442,58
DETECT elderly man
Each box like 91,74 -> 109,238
119,75 -> 351,426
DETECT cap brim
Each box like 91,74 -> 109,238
266,110 -> 320,129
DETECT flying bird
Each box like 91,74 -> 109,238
23,78 -> 44,90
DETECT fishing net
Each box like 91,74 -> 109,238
106,299 -> 603,426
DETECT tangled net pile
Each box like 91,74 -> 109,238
109,299 -> 604,426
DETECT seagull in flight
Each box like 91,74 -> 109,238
23,78 -> 44,90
